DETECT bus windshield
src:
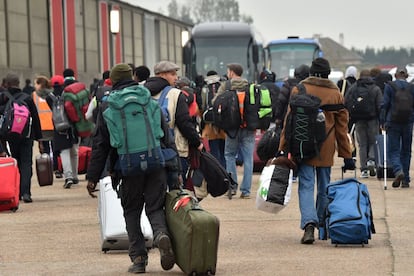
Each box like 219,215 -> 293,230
194,37 -> 252,80
268,43 -> 319,81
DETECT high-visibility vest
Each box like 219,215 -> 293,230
32,92 -> 54,131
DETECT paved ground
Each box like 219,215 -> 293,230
1,152 -> 413,275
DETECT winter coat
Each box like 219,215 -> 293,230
145,77 -> 201,157
276,78 -> 299,122
0,87 -> 42,141
46,85 -> 79,151
279,77 -> 352,167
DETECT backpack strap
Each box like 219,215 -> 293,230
158,86 -> 172,106
340,80 -> 347,95
297,83 -> 306,95
225,80 -> 231,91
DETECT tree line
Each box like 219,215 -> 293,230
353,47 -> 414,67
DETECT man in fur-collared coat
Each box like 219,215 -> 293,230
278,57 -> 355,245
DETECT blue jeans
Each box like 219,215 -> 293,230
387,122 -> 413,183
297,164 -> 331,229
225,129 -> 255,195
209,139 -> 226,169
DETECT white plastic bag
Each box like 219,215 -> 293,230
256,165 -> 293,214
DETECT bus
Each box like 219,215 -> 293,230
266,37 -> 323,84
183,21 -> 265,84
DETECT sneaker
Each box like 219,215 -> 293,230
392,171 -> 404,188
22,194 -> 33,203
240,193 -> 251,199
360,170 -> 369,178
73,178 -> 79,185
128,255 -> 148,274
401,181 -> 410,188
367,160 -> 376,176
155,233 -> 175,271
54,170 -> 63,179
63,178 -> 73,189
301,224 -> 315,244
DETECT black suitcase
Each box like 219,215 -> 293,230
36,153 -> 53,186
374,134 -> 395,179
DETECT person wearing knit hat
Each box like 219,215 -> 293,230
110,63 -> 133,86
278,56 -> 354,245
62,68 -> 77,87
309,57 -> 331,79
87,63 -> 176,274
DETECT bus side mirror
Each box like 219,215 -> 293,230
252,44 -> 259,64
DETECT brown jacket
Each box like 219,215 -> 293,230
279,77 -> 352,167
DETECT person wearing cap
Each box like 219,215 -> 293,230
277,64 -> 310,126
86,63 -> 176,274
145,60 -> 203,189
278,57 -> 355,244
0,73 -> 42,203
259,69 -> 281,125
380,67 -> 414,188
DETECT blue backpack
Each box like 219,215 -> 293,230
320,178 -> 376,245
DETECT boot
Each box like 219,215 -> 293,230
301,224 -> 315,244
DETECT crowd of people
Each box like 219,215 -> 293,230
1,57 -> 413,274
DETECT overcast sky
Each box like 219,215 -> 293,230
123,0 -> 414,50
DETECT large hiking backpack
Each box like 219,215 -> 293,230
0,91 -> 32,140
346,85 -> 377,121
389,82 -> 414,123
63,82 -> 94,137
320,178 -> 376,245
157,86 -> 172,124
244,83 -> 272,130
50,94 -> 71,132
103,85 -> 165,176
284,84 -> 326,162
212,80 -> 242,137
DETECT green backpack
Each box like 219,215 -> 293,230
103,85 -> 165,176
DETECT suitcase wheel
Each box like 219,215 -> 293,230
11,206 -> 18,212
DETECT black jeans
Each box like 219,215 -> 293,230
120,168 -> 169,261
8,138 -> 34,197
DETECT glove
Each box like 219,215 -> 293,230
343,158 -> 356,171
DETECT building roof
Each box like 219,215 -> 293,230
318,37 -> 363,68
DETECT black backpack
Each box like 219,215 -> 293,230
285,84 -> 343,162
244,83 -> 273,130
346,85 -> 377,121
256,125 -> 282,162
389,82 -> 414,123
212,80 -> 241,138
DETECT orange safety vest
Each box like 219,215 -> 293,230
237,90 -> 246,128
32,92 -> 54,131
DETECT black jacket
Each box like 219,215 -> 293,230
86,80 -> 177,183
0,87 -> 42,141
145,77 -> 201,148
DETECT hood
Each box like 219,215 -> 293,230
112,79 -> 137,91
205,75 -> 221,85
230,78 -> 249,90
301,76 -> 338,89
345,66 -> 357,78
144,77 -> 170,96
356,77 -> 375,87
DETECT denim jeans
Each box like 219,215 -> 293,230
387,122 -> 413,183
224,128 -> 255,195
208,139 -> 226,169
8,138 -> 34,197
297,164 -> 331,229
355,119 -> 378,171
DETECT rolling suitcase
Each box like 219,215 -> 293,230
375,133 -> 395,182
35,153 -> 53,186
0,157 -> 20,212
165,189 -> 219,275
98,176 -> 153,253
57,146 -> 92,174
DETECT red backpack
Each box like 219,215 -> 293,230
63,82 -> 94,137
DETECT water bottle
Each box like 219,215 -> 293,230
315,109 -> 326,141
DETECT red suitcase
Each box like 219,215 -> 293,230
36,153 -> 53,186
0,157 -> 20,212
57,146 -> 92,174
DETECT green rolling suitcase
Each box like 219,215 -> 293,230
165,189 -> 219,275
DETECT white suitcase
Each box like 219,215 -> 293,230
98,176 -> 153,253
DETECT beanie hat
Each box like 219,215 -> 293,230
110,63 -> 133,85
310,58 -> 331,78
63,68 -> 75,78
294,64 -> 310,80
